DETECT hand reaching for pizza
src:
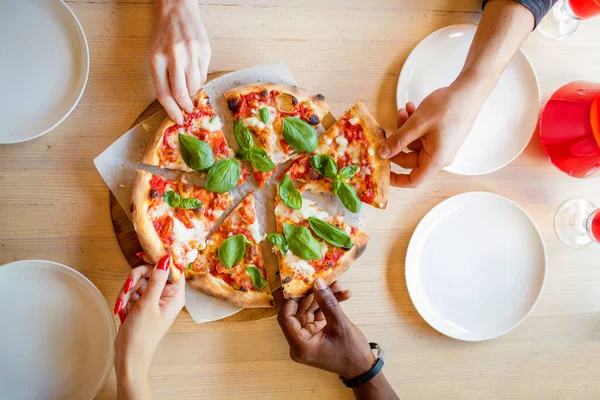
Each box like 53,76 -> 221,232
150,0 -> 211,125
378,84 -> 483,188
113,255 -> 185,398
278,278 -> 375,379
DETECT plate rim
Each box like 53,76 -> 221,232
395,23 -> 541,176
404,191 -> 547,341
0,0 -> 90,144
0,259 -> 115,399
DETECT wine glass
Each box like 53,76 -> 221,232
555,197 -> 600,248
537,0 -> 600,40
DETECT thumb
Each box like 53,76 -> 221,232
313,278 -> 347,330
378,113 -> 425,159
142,254 -> 171,305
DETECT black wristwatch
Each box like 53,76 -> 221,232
339,343 -> 385,389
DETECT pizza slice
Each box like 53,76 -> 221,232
285,101 -> 390,212
224,83 -> 330,188
131,170 -> 233,282
186,191 -> 274,308
143,88 -> 234,172
271,187 -> 369,299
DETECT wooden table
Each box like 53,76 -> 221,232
1,1 -> 600,398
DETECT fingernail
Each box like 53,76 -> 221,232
157,254 -> 170,271
118,309 -> 126,324
124,278 -> 133,295
136,252 -> 145,260
113,297 -> 123,315
314,278 -> 327,291
378,144 -> 390,158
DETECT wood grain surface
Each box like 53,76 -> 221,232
1,1 -> 600,399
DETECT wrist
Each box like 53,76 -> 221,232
155,0 -> 197,14
115,352 -> 151,384
340,347 -> 376,379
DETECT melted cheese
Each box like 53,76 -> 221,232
347,144 -> 362,164
284,252 -> 316,276
185,249 -> 198,264
199,115 -> 222,132
349,117 -> 359,125
335,136 -> 349,154
247,218 -> 264,243
368,148 -> 375,156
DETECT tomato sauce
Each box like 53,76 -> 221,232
310,247 -> 344,273
153,216 -> 174,244
341,118 -> 365,143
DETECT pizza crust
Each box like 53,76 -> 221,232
350,101 -> 390,209
131,170 -> 182,282
281,229 -> 369,299
186,270 -> 274,308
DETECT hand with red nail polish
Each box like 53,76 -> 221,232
113,255 -> 185,400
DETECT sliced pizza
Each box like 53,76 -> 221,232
285,101 -> 390,212
143,88 -> 234,172
224,83 -> 330,188
271,187 -> 369,299
131,170 -> 233,282
186,191 -> 274,308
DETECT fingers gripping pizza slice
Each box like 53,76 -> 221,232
271,188 -> 369,299
131,170 -> 233,282
285,102 -> 390,212
186,191 -> 274,308
143,89 -> 235,172
224,83 -> 330,188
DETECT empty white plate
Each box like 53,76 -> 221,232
0,260 -> 115,399
396,24 -> 540,175
0,0 -> 89,144
405,192 -> 546,341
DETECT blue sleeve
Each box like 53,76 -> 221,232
482,0 -> 557,29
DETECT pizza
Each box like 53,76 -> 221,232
131,170 -> 233,282
285,101 -> 390,211
186,191 -> 274,308
143,88 -> 234,172
271,189 -> 369,299
224,83 -> 330,188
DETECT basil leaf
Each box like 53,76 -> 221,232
282,117 -> 318,152
259,107 -> 270,124
337,181 -> 361,213
186,262 -> 193,271
234,119 -> 254,150
338,165 -> 359,180
308,217 -> 353,249
279,174 -> 302,210
245,266 -> 266,291
209,116 -> 217,124
206,158 -> 241,193
249,147 -> 276,172
332,177 -> 342,195
236,147 -> 250,161
310,154 -> 337,178
218,234 -> 247,268
179,134 -> 214,172
179,197 -> 203,209
283,223 -> 322,261
267,233 -> 289,256
163,190 -> 182,208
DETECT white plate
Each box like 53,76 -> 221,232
0,0 -> 89,144
405,192 -> 546,341
396,24 -> 540,175
0,260 -> 115,399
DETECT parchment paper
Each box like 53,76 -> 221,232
94,60 -> 373,323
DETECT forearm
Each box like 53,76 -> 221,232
353,372 -> 399,400
452,0 -> 535,99
154,0 -> 197,14
115,356 -> 153,400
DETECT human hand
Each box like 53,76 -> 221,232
277,278 -> 375,379
150,0 -> 211,125
378,83 -> 484,188
113,255 -> 185,385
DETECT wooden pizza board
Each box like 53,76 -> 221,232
109,71 -> 336,323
